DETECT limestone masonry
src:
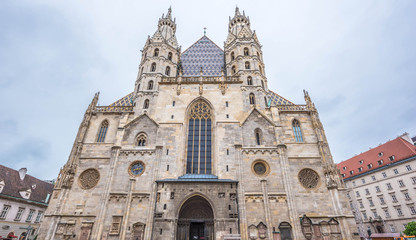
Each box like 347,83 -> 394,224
39,7 -> 359,240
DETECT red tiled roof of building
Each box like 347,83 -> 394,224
337,136 -> 416,180
0,165 -> 54,205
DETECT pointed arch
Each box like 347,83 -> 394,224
150,62 -> 156,72
231,51 -> 235,60
247,76 -> 253,85
168,52 -> 173,61
97,120 -> 109,143
154,48 -> 159,57
185,99 -> 213,174
244,47 -> 249,56
143,99 -> 149,109
231,65 -> 236,74
147,80 -> 154,90
249,93 -> 255,105
165,66 -> 171,76
245,61 -> 250,70
293,119 -> 303,142
136,132 -> 147,146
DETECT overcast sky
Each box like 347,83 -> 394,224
1,0 -> 415,180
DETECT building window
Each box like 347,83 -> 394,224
341,173 -> 345,178
165,66 -> 171,76
356,191 -> 360,197
404,192 -> 411,200
359,201 -> 364,208
147,80 -> 154,90
143,99 -> 149,109
97,120 -> 109,143
151,62 -> 156,72
393,169 -> 399,174
168,52 -> 172,61
244,47 -> 249,56
225,101 -> 228,107
26,209 -> 35,222
245,61 -> 250,69
231,52 -> 235,60
365,189 -> 370,195
110,216 -> 122,235
186,100 -> 212,174
412,177 -> 416,184
255,128 -> 262,145
361,178 -> 365,183
396,208 -> 403,216
247,76 -> 253,85
377,160 -> 383,165
249,93 -> 255,105
406,165 -> 412,171
387,183 -> 392,190
362,212 -> 368,220
410,206 -> 416,215
15,207 -> 25,221
261,80 -> 265,89
0,205 -> 10,219
372,175 -> 376,181
378,152 -> 383,157
136,133 -> 147,146
293,119 -> 303,143
172,101 -> 175,106
154,48 -> 159,57
347,192 -> 351,199
35,211 -> 43,223
390,225 -> 396,233
382,172 -> 387,178
384,209 -> 390,218
379,196 -> 385,204
359,167 -> 363,173
359,160 -> 364,164
398,180 -> 405,187
372,210 -> 378,218
389,155 -> 395,161
349,170 -> 354,175
375,186 -> 381,192
343,166 -> 347,170
231,65 -> 236,74
391,194 -> 397,202
367,163 -> 373,169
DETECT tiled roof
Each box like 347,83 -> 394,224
337,136 -> 416,180
181,36 -> 224,76
269,90 -> 294,106
0,165 -> 54,205
109,92 -> 134,106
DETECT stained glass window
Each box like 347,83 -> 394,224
293,119 -> 303,142
97,120 -> 108,142
186,100 -> 212,174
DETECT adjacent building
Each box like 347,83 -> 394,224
337,133 -> 416,238
39,7 -> 358,240
0,165 -> 54,239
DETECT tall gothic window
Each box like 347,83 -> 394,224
143,99 -> 149,109
245,62 -> 250,70
136,133 -> 147,146
147,80 -> 153,90
97,120 -> 108,143
244,47 -> 249,56
259,66 -> 263,75
261,80 -> 265,89
231,52 -> 235,60
247,76 -> 253,85
165,66 -> 171,76
168,52 -> 172,61
151,63 -> 156,72
249,93 -> 255,105
293,119 -> 303,142
231,65 -> 236,74
255,128 -> 262,145
186,100 -> 212,174
154,48 -> 159,57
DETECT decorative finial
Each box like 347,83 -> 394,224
204,27 -> 207,36
235,6 -> 241,16
166,6 -> 172,19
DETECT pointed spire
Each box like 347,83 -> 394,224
235,6 -> 241,16
166,6 -> 172,19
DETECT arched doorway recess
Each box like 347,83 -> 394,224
177,196 -> 214,240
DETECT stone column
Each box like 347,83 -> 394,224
260,179 -> 273,240
95,146 -> 121,239
277,145 -> 302,240
235,144 -> 248,239
120,178 -> 136,239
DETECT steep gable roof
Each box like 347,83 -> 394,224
109,92 -> 134,107
337,136 -> 416,180
269,90 -> 294,106
0,165 -> 53,205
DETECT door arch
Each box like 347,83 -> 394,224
177,195 -> 214,240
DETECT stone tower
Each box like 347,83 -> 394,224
39,7 -> 359,240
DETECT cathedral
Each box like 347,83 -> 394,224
39,7 -> 359,240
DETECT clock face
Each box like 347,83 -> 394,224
130,162 -> 145,176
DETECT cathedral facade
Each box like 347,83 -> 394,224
39,8 -> 359,240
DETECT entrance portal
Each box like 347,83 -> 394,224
177,196 -> 214,240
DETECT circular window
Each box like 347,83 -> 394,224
78,168 -> 100,190
298,168 -> 320,189
129,161 -> 145,177
251,160 -> 270,176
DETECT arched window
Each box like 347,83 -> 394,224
257,52 -> 260,58
143,99 -> 149,109
168,52 -> 172,61
165,66 -> 171,76
186,100 -> 212,174
259,66 -> 263,75
136,133 -> 147,146
141,67 -> 144,74
279,222 -> 293,240
154,48 -> 159,57
255,128 -> 262,145
293,119 -> 303,142
249,93 -> 255,105
231,65 -> 236,74
137,84 -> 140,91
247,76 -> 253,85
231,52 -> 235,60
261,80 -> 265,89
97,120 -> 108,143
264,97 -> 268,107
244,47 -> 249,56
151,63 -> 156,72
245,62 -> 250,70
147,80 -> 153,90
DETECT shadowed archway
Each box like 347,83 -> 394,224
177,195 -> 214,240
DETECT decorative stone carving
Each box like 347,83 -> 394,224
298,168 -> 320,189
78,168 -> 100,190
257,222 -> 267,239
109,216 -> 122,235
230,193 -> 237,200
218,192 -> 225,198
248,225 -> 258,240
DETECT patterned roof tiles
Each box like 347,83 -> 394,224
269,90 -> 294,106
109,92 -> 134,106
181,36 -> 224,76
